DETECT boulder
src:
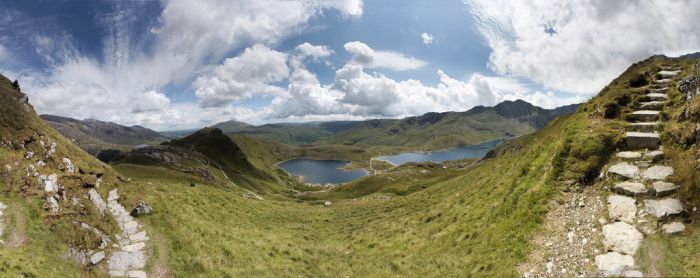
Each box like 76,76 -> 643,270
641,165 -> 673,180
130,201 -> 153,217
602,222 -> 643,255
607,162 -> 640,179
595,252 -> 636,277
39,174 -> 58,192
661,222 -> 685,234
62,157 -> 75,173
607,195 -> 637,223
613,182 -> 648,197
653,181 -> 679,197
644,198 -> 684,219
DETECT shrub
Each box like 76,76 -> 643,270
629,74 -> 648,87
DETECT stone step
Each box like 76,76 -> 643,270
602,222 -> 643,255
638,101 -> 664,110
625,132 -> 659,149
607,195 -> 638,222
644,150 -> 664,162
645,93 -> 668,101
655,78 -> 672,84
595,252 -> 636,277
630,110 -> 660,122
616,151 -> 642,160
644,198 -> 684,220
652,181 -> 680,197
658,70 -> 680,77
641,165 -> 673,180
628,122 -> 659,132
660,66 -> 681,71
607,162 -> 640,179
613,182 -> 648,197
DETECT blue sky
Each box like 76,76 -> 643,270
0,0 -> 698,130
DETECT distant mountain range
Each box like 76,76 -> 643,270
211,100 -> 580,150
40,114 -> 170,155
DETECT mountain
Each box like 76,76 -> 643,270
211,101 -> 577,148
320,100 -> 579,149
41,114 -> 170,155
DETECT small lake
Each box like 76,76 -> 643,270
277,159 -> 368,184
376,139 -> 502,166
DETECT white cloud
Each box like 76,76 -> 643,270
296,42 -> 334,60
195,44 -> 289,107
132,91 -> 171,113
421,32 -> 433,45
466,0 -> 700,95
344,41 -> 427,71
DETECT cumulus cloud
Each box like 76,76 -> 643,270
195,44 -> 289,107
295,42 -> 334,60
421,32 -> 433,44
466,0 -> 700,95
344,41 -> 427,71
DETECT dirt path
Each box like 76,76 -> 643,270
6,201 -> 28,248
149,232 -> 173,278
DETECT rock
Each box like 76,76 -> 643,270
661,222 -> 685,234
39,174 -> 58,192
130,201 -> 153,216
108,270 -> 125,277
129,231 -> 149,243
602,222 -> 643,255
657,70 -> 680,77
108,189 -> 119,201
613,182 -> 648,197
607,195 -> 637,223
122,242 -> 145,252
90,251 -> 105,265
25,151 -> 34,159
616,151 -> 642,159
124,221 -> 139,234
324,201 -> 332,206
655,78 -> 672,84
652,181 -> 679,197
88,189 -> 107,215
607,163 -> 640,179
641,165 -> 673,180
644,150 -> 664,162
62,157 -> 75,173
630,110 -> 659,122
595,252 -> 635,277
625,132 -> 659,149
127,270 -> 147,278
108,251 -> 146,271
644,198 -> 684,219
623,270 -> 644,277
46,196 -> 59,212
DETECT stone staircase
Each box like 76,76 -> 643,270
595,67 -> 687,277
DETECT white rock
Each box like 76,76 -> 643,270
129,231 -> 149,243
108,189 -> 119,201
602,222 -> 643,255
613,182 -> 648,197
608,163 -> 640,179
616,151 -> 642,159
122,242 -> 145,252
645,198 -> 684,219
595,252 -> 635,277
46,196 -> 59,212
661,222 -> 685,234
90,251 -> 105,265
644,150 -> 664,161
623,270 -> 644,277
324,201 -> 332,206
108,270 -> 125,277
108,251 -> 146,271
124,221 -> 139,235
607,195 -> 637,223
653,181 -> 680,197
127,270 -> 147,278
642,165 -> 674,180
62,157 -> 75,173
39,174 -> 58,192
88,189 -> 107,215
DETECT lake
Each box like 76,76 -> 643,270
277,159 -> 369,185
376,139 -> 502,166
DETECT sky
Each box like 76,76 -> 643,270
0,0 -> 699,131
